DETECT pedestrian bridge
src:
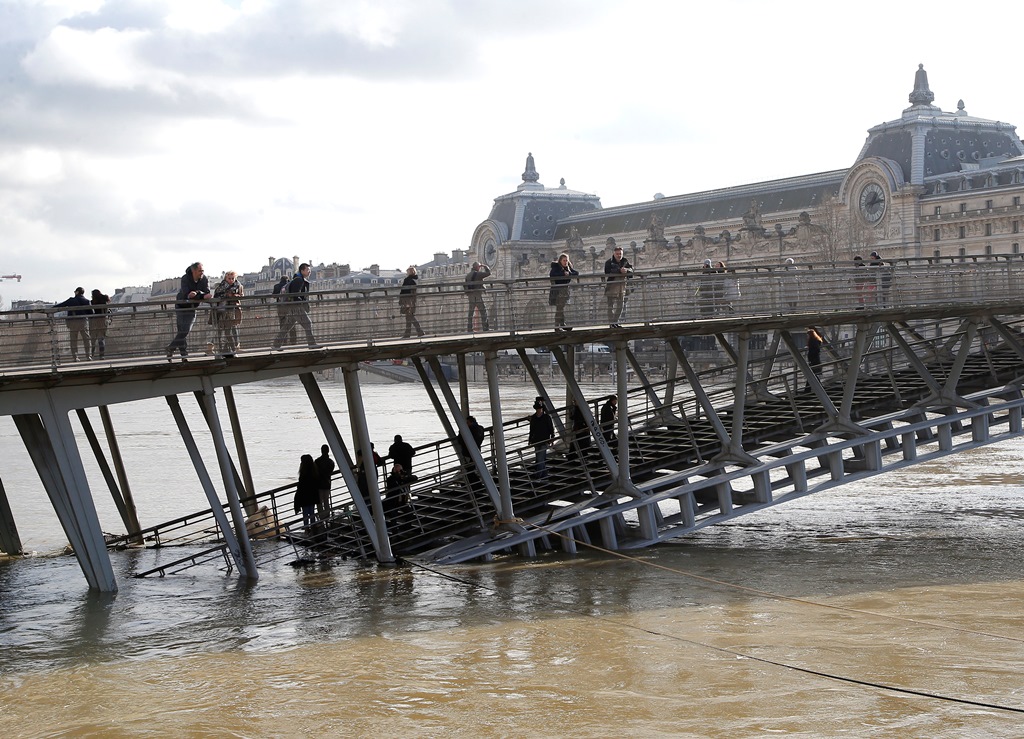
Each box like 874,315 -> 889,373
3,256 -> 1024,591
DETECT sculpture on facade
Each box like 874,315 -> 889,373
646,215 -> 665,243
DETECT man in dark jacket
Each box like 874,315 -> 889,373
457,416 -> 487,493
314,444 -> 335,521
388,434 -> 416,473
272,275 -> 297,345
465,262 -> 491,331
600,395 -> 617,444
528,399 -> 555,479
165,262 -> 210,359
603,242 -> 633,327
272,263 -> 319,350
56,287 -> 92,361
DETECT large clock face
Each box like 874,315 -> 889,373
859,182 -> 886,224
484,238 -> 497,267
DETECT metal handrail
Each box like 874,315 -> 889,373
3,256 -> 1023,371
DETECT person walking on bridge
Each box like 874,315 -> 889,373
165,262 -> 211,360
272,275 -> 297,345
465,262 -> 490,332
804,326 -> 824,392
600,395 -> 618,445
457,416 -> 487,494
56,286 -> 92,361
272,263 -> 319,350
528,398 -> 555,479
603,242 -> 633,327
399,265 -> 425,338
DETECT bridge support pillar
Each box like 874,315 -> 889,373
715,481 -> 733,514
901,431 -> 918,461
15,410 -> 117,592
197,379 -> 258,581
972,413 -> 990,443
637,503 -> 658,541
598,515 -> 618,550
421,357 -> 512,529
300,372 -> 382,555
166,393 -> 256,581
483,351 -> 515,527
0,477 -> 23,555
938,423 -> 953,451
560,528 -> 577,554
341,365 -> 395,564
785,459 -> 807,494
75,408 -> 142,544
857,440 -> 882,471
223,387 -> 257,516
677,491 -> 696,526
752,470 -> 772,503
98,406 -> 144,544
1010,405 -> 1023,434
825,450 -> 843,481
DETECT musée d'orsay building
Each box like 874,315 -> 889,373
468,66 -> 1024,279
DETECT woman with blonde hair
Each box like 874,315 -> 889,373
212,270 -> 243,355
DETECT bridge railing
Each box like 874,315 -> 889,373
2,255 -> 1023,370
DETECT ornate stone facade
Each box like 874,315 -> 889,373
471,66 -> 1024,276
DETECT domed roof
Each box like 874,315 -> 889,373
486,153 -> 602,241
854,65 -> 1024,184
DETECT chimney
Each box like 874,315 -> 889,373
370,264 -> 380,276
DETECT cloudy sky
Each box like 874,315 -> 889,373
1,0 -> 1022,305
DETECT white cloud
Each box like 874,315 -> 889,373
0,147 -> 65,185
23,25 -> 158,89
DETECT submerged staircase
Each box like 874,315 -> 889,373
116,318 -> 1024,577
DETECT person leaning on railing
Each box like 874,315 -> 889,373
465,262 -> 491,332
603,242 -> 633,328
88,289 -> 111,359
211,270 -> 243,356
165,262 -> 211,360
549,253 -> 579,331
55,286 -> 92,362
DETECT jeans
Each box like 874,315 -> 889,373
167,309 -> 197,355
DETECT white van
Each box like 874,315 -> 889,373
582,343 -> 611,354
497,347 -> 547,356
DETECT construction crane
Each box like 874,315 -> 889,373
1,274 -> 22,282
